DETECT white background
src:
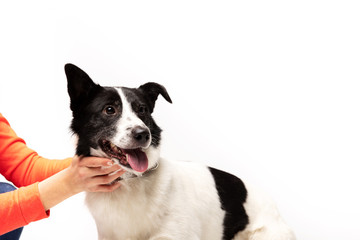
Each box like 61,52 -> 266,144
0,1 -> 359,239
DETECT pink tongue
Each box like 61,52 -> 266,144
123,149 -> 148,173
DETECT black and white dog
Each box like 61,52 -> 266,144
64,64 -> 296,240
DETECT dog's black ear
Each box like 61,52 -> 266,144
139,82 -> 172,112
64,63 -> 100,111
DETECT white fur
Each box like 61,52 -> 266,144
236,184 -> 296,240
86,159 -> 225,240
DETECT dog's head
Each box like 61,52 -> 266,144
65,63 -> 172,175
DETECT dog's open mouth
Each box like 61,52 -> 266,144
99,140 -> 149,173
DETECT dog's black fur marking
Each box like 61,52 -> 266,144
65,64 -> 102,112
209,167 -> 249,240
139,82 -> 172,112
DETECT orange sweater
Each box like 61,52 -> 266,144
0,113 -> 72,234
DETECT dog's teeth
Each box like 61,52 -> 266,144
110,143 -> 117,151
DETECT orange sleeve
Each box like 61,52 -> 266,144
0,183 -> 50,234
0,113 -> 72,234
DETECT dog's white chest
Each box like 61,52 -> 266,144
86,184 -> 162,239
85,159 -> 225,240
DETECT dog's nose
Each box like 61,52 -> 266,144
132,126 -> 150,145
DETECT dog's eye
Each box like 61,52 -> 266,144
104,106 -> 117,115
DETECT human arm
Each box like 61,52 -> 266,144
0,114 -> 124,233
0,156 -> 123,234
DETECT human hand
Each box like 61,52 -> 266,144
39,155 -> 125,211
65,155 -> 125,194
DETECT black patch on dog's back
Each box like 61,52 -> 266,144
209,167 -> 249,240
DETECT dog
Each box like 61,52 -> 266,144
64,63 -> 296,240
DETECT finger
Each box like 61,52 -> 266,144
76,163 -> 121,182
88,164 -> 123,177
79,156 -> 113,168
93,169 -> 126,185
108,169 -> 126,181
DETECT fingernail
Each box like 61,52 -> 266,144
107,161 -> 114,166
